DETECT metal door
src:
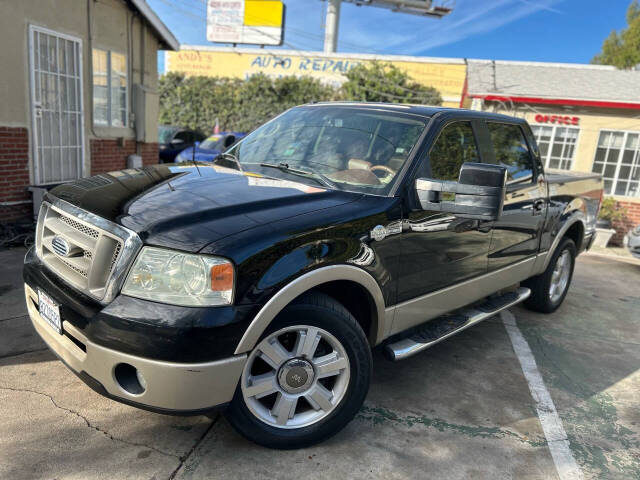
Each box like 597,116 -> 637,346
29,25 -> 84,184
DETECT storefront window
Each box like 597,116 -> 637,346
592,130 -> 640,197
531,125 -> 579,170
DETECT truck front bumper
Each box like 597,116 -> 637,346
25,283 -> 247,414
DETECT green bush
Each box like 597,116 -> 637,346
341,61 -> 442,105
158,62 -> 443,134
158,72 -> 338,134
598,197 -> 627,223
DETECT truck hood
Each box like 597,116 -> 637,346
48,163 -> 360,252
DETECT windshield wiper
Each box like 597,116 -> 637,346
259,162 -> 336,189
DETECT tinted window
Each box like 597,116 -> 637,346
174,131 -> 190,143
487,123 -> 534,183
158,126 -> 179,144
429,122 -> 480,181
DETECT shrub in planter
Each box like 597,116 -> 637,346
597,197 -> 627,228
594,197 -> 627,247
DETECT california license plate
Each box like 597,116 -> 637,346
38,289 -> 62,334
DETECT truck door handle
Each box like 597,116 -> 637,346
532,199 -> 545,215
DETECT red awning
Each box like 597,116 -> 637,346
471,94 -> 640,110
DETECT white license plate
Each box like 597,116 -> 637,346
38,289 -> 62,335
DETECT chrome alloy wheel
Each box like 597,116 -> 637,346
549,249 -> 571,303
240,325 -> 351,429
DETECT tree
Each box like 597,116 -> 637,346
158,73 -> 337,134
341,61 -> 442,105
592,0 -> 640,69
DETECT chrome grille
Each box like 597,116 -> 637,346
35,199 -> 142,304
58,214 -> 99,239
109,243 -> 122,272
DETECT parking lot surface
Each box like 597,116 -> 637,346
1,248 -> 638,479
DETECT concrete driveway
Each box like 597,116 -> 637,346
1,248 -> 638,479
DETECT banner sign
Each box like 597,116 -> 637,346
166,48 -> 467,107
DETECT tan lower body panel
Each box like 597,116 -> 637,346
390,256 -> 538,336
25,284 -> 247,411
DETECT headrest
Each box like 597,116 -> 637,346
348,159 -> 372,170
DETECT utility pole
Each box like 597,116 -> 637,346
324,0 -> 341,54
322,0 -> 453,54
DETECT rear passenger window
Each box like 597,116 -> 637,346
429,122 -> 480,181
487,123 -> 534,183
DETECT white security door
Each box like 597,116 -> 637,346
29,26 -> 84,184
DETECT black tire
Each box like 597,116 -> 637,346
225,292 -> 372,449
523,237 -> 576,313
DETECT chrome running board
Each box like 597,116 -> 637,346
384,287 -> 531,361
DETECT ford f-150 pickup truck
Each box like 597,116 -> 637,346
24,103 -> 603,449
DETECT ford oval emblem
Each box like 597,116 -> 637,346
51,235 -> 71,257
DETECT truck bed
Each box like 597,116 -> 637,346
546,169 -> 603,232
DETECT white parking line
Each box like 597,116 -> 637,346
501,310 -> 584,480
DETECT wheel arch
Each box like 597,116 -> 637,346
540,211 -> 586,272
234,265 -> 386,355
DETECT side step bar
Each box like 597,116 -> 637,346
384,287 -> 531,361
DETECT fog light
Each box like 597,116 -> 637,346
114,363 -> 146,395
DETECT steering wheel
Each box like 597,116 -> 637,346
370,165 -> 395,178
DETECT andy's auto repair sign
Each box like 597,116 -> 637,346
166,47 -> 466,108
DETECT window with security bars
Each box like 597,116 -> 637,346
592,131 -> 640,197
92,49 -> 127,127
531,125 -> 579,170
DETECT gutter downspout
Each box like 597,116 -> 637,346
136,19 -> 145,156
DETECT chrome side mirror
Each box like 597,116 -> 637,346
415,163 -> 507,221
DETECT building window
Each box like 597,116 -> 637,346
592,131 -> 640,197
531,125 -> 579,170
92,49 -> 127,127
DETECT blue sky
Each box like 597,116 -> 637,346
149,0 -> 630,70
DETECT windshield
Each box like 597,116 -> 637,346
228,106 -> 426,195
158,126 -> 179,144
200,135 -> 225,150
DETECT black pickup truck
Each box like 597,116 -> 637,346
24,103 -> 603,449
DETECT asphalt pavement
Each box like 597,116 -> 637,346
1,247 -> 638,479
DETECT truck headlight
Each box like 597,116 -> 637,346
122,247 -> 234,306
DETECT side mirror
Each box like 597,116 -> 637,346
415,163 -> 507,221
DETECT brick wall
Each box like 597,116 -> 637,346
611,199 -> 640,245
0,127 -> 31,222
90,139 -> 159,175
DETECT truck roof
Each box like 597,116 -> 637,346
305,101 -> 525,123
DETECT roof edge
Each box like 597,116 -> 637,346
130,0 -> 180,51
467,59 -> 619,71
471,94 -> 640,110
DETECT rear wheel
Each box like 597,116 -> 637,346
524,237 -> 576,313
225,292 -> 371,449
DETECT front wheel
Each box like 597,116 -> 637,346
225,292 -> 372,449
524,237 -> 576,313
